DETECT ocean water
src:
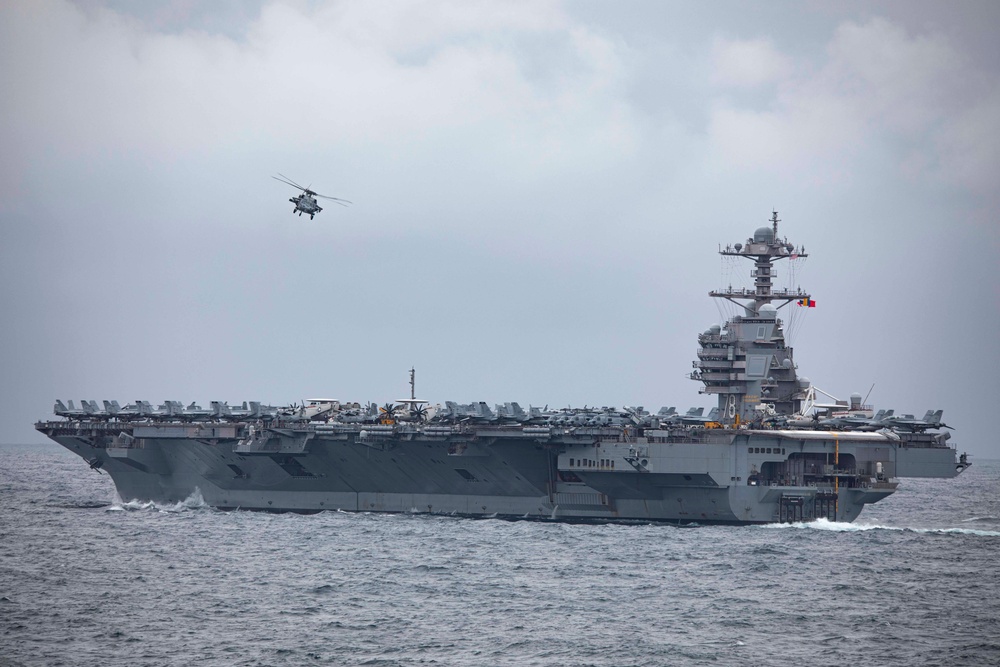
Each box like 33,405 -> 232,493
1,443 -> 998,667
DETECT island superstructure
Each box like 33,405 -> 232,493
36,214 -> 967,523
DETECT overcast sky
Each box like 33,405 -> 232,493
2,0 -> 997,458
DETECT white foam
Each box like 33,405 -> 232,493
764,517 -> 1000,537
105,488 -> 208,513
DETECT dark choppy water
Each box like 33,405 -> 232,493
1,443 -> 998,667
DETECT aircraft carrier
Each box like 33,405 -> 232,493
36,214 -> 968,523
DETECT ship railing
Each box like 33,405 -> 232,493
35,420 -> 135,434
645,432 -> 720,444
709,287 -> 806,300
697,334 -> 736,345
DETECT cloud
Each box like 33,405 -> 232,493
823,17 -> 962,133
0,1 -> 630,163
704,17 -> 1000,197
0,0 -> 652,246
710,36 -> 792,88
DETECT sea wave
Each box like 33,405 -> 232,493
106,488 -> 208,513
765,518 -> 1000,537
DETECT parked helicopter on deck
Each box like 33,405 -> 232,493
272,173 -> 351,219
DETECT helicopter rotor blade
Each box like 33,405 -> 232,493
273,173 -> 308,191
274,174 -> 350,206
315,193 -> 352,205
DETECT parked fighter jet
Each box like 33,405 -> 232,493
135,401 -> 158,418
435,401 -> 496,422
882,410 -> 950,432
116,403 -> 144,419
54,400 -> 87,419
158,401 -> 186,419
787,408 -> 888,430
684,407 -> 722,426
495,402 -> 528,422
657,407 -> 720,426
813,409 -> 889,431
183,402 -> 214,420
584,409 -> 634,427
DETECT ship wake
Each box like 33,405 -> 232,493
765,518 -> 1000,537
106,488 -> 209,513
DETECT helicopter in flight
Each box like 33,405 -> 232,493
272,173 -> 351,219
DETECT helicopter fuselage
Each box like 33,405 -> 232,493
290,194 -> 322,217
274,174 -> 348,220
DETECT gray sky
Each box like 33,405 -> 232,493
2,0 -> 998,459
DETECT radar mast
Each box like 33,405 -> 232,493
693,212 -> 811,424
711,211 -> 809,316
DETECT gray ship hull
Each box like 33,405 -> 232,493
37,217 -> 968,524
41,421 -> 961,524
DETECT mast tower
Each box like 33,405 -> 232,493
692,212 -> 812,423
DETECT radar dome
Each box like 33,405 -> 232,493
757,304 -> 777,319
798,377 -> 810,389
734,243 -> 743,252
753,226 -> 774,243
782,359 -> 792,369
